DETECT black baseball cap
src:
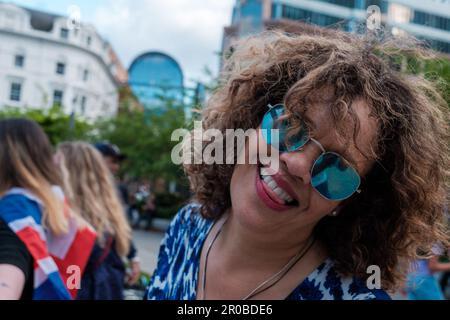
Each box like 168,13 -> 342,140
94,142 -> 127,161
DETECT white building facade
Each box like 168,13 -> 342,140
0,3 -> 121,120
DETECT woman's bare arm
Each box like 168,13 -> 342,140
428,256 -> 450,273
0,264 -> 25,300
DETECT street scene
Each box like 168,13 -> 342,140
0,0 -> 449,304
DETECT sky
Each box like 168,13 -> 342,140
5,0 -> 235,87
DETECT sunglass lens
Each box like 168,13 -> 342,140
262,105 -> 308,152
281,124 -> 309,152
261,105 -> 284,149
311,153 -> 360,201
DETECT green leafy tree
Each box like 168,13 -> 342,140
0,105 -> 91,145
379,50 -> 450,108
94,97 -> 192,219
422,58 -> 450,107
95,97 -> 190,181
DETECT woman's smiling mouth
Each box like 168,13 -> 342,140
255,165 -> 299,211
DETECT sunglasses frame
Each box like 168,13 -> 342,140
263,104 -> 361,202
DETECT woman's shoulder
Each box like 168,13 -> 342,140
0,189 -> 42,223
289,259 -> 391,300
159,203 -> 215,260
146,203 -> 214,300
167,202 -> 214,243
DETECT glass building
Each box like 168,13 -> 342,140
223,0 -> 450,54
128,51 -> 184,111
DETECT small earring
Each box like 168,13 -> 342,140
329,210 -> 338,217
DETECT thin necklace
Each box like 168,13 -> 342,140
199,216 -> 316,300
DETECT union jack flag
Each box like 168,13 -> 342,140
0,187 -> 96,300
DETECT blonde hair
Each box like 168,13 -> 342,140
0,119 -> 69,235
57,142 -> 131,256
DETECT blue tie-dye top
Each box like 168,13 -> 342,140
146,204 -> 391,300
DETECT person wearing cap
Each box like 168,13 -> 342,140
94,143 -> 126,176
94,142 -> 141,286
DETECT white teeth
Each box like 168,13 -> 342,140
273,187 -> 284,198
259,167 -> 294,203
268,181 -> 277,189
273,187 -> 293,202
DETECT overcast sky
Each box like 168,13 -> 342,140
6,0 -> 235,87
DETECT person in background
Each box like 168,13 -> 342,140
94,142 -> 141,285
439,264 -> 450,299
94,143 -> 128,204
406,254 -> 450,300
56,142 -> 133,299
0,119 -> 96,300
143,192 -> 156,231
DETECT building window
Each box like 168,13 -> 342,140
427,39 -> 450,54
413,10 -> 450,31
56,62 -> 66,75
87,36 -> 92,47
281,5 -> 341,26
9,82 -> 22,102
14,54 -> 24,68
317,0 -> 355,9
83,69 -> 89,82
81,96 -> 87,113
60,28 -> 69,39
53,90 -> 64,106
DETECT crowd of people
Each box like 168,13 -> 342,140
0,118 -> 141,299
0,28 -> 449,300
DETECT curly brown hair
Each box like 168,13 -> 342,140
184,29 -> 450,291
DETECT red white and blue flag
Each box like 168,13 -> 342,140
0,187 -> 96,300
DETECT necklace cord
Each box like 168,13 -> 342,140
243,236 -> 315,300
200,216 -> 316,300
200,216 -> 228,300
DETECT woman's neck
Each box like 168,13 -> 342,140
216,211 -> 321,271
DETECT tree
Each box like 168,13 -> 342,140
94,97 -> 190,183
0,105 -> 91,145
379,50 -> 450,109
93,97 -> 192,219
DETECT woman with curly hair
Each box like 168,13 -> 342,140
146,29 -> 449,300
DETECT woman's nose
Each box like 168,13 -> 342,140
279,147 -> 318,185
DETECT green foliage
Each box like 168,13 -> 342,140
154,191 -> 187,219
0,105 -> 91,145
386,52 -> 450,108
93,97 -> 192,220
94,98 -> 191,182
422,58 -> 450,107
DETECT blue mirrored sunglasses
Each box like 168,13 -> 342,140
261,104 -> 361,201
